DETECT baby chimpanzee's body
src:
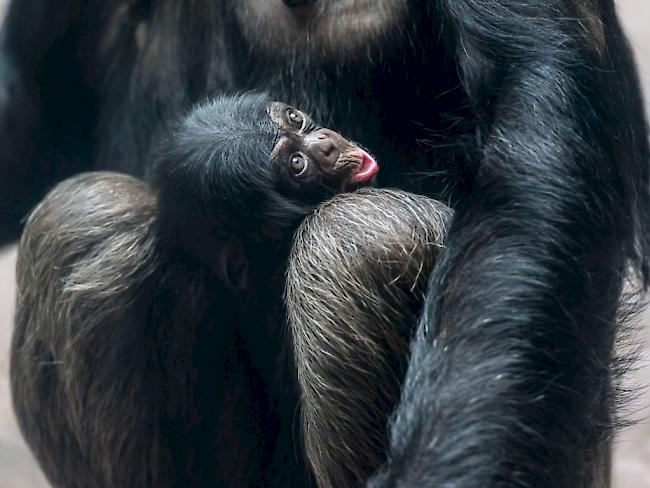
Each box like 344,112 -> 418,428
11,93 -> 380,488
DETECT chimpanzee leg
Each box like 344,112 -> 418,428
11,172 -> 166,488
285,188 -> 452,488
11,171 -> 310,488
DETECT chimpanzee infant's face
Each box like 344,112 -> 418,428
266,102 -> 379,197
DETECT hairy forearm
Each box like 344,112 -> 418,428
374,6 -> 635,486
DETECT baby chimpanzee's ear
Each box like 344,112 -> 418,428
215,240 -> 250,291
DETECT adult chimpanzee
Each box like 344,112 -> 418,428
2,0 -> 650,487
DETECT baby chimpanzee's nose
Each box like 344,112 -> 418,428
304,128 -> 349,170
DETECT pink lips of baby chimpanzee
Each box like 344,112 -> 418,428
349,149 -> 379,184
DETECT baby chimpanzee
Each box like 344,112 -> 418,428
12,92 -> 379,487
153,92 -> 379,290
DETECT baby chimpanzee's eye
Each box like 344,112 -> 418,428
290,153 -> 309,176
286,108 -> 305,129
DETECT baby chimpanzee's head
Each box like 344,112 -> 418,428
154,93 -> 378,234
153,93 -> 378,284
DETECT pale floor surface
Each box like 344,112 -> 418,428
1,0 -> 649,486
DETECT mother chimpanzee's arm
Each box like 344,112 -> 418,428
0,0 -> 96,243
373,2 -> 650,486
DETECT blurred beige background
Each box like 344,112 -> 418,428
0,1 -> 649,487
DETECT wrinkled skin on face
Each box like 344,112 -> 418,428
266,101 -> 379,198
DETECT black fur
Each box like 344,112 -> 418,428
4,0 -> 650,487
152,93 -> 308,287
